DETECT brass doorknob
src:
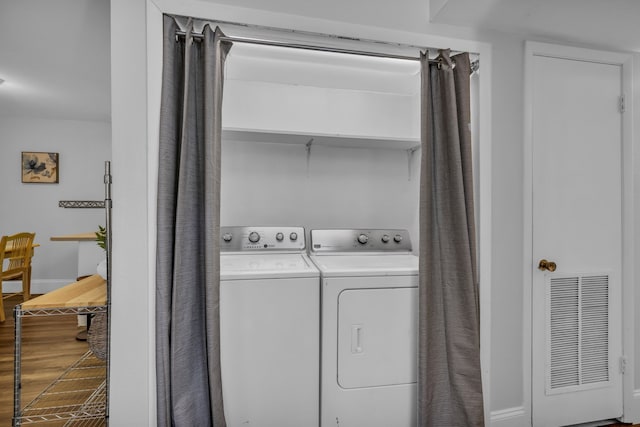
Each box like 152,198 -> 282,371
538,259 -> 557,272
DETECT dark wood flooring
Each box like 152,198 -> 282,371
0,294 -> 89,426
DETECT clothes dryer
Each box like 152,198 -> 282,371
309,229 -> 419,427
220,226 -> 319,427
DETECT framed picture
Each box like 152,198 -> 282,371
21,152 -> 59,183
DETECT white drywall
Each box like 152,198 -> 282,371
0,117 -> 111,286
111,1 -> 492,425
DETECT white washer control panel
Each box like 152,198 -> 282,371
220,226 -> 306,251
310,229 -> 412,253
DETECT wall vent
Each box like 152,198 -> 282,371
547,274 -> 609,393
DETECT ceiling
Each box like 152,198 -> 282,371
0,0 -> 110,122
430,0 -> 640,52
0,0 -> 638,123
203,0 -> 640,52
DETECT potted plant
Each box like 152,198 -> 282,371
95,225 -> 107,279
95,225 -> 106,251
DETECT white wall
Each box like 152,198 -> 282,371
483,33 -> 527,414
633,53 -> 640,416
223,79 -> 419,141
112,1 -> 640,426
110,1 -> 153,425
221,140 -> 420,238
488,35 -> 640,424
111,1 -> 492,425
0,117 -> 111,290
221,49 -> 421,237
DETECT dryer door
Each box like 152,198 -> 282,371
321,275 -> 418,427
338,287 -> 418,388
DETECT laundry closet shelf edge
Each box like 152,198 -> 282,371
222,128 -> 420,150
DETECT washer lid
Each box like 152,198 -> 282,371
220,253 -> 319,279
310,254 -> 418,277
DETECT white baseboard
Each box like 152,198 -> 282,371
490,406 -> 527,426
490,391 -> 640,426
3,279 -> 75,295
621,390 -> 640,424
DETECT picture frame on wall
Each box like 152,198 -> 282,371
21,151 -> 59,183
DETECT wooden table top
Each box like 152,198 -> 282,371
50,232 -> 97,242
21,274 -> 106,309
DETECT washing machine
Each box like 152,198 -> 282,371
220,226 -> 319,427
309,228 -> 419,427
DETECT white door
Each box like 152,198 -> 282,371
530,49 -> 623,426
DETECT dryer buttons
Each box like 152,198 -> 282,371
248,231 -> 261,243
394,234 -> 403,243
222,233 -> 233,242
357,234 -> 369,244
289,232 -> 298,241
381,234 -> 390,243
275,232 -> 284,241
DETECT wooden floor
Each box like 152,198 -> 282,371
0,295 -> 90,426
2,295 -> 640,427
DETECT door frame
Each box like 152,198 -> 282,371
523,41 -> 635,424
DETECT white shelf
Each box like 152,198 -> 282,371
222,128 -> 420,150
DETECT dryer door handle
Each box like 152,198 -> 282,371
351,324 -> 364,354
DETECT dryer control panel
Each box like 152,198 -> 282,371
310,229 -> 412,253
220,226 -> 305,252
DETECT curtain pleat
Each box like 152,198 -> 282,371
156,15 -> 231,427
418,50 -> 484,426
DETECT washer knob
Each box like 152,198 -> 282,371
381,234 -> 390,243
289,232 -> 298,241
275,232 -> 284,241
248,231 -> 260,243
357,234 -> 369,244
393,234 -> 403,243
222,233 -> 233,242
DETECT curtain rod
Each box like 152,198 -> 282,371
179,31 -> 420,61
175,31 -> 480,70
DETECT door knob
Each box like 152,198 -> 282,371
538,259 -> 557,272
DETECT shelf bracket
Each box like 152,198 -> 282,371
407,145 -> 420,181
58,200 -> 105,209
306,138 -> 314,177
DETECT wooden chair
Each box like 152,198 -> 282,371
0,232 -> 36,322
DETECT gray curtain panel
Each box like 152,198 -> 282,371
156,16 -> 231,427
418,50 -> 484,426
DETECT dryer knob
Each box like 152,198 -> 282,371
357,234 -> 369,244
289,232 -> 298,241
275,232 -> 284,241
222,233 -> 233,242
248,231 -> 260,243
393,234 -> 403,243
381,234 -> 390,243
